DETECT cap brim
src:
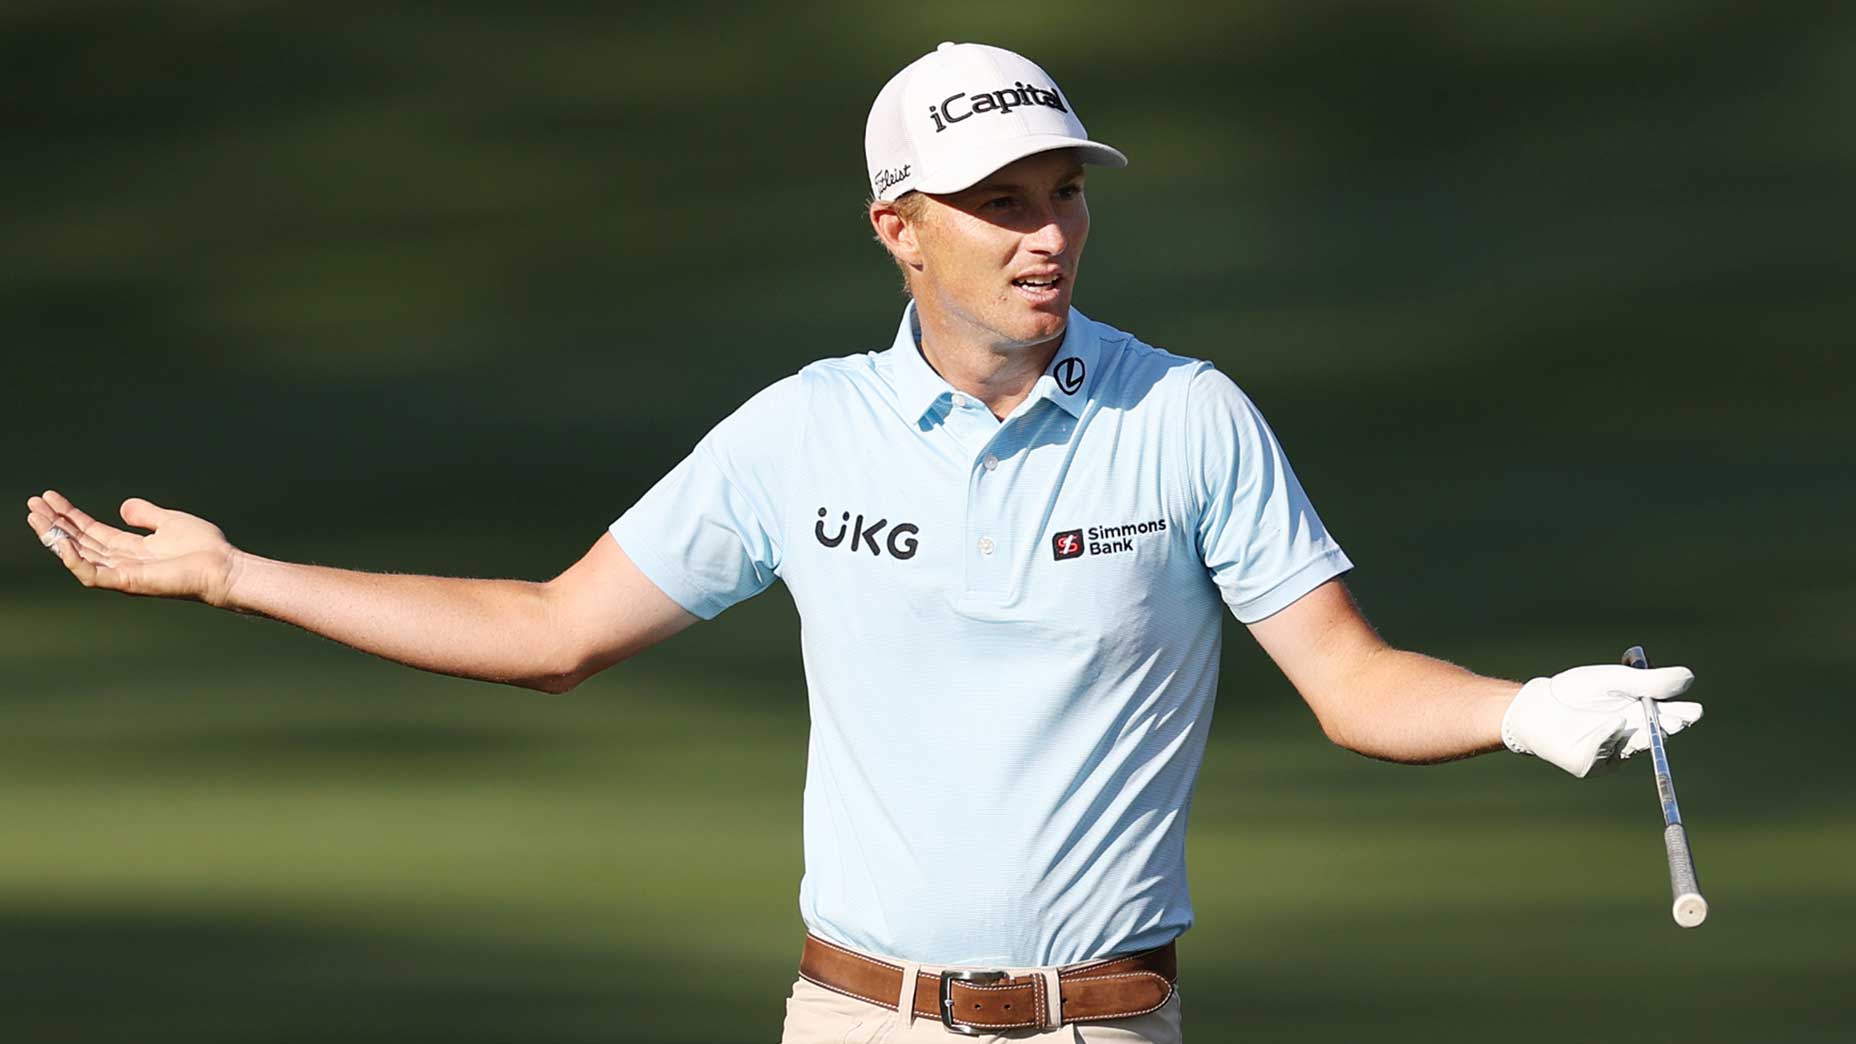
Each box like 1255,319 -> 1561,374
912,134 -> 1128,195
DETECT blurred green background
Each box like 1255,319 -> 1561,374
4,2 -> 1853,1041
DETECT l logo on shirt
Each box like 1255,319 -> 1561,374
1054,357 -> 1085,395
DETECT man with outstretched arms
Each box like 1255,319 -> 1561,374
27,42 -> 1701,1043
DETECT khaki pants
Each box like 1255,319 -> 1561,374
778,948 -> 1184,1044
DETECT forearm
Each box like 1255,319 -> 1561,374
1318,647 -> 1520,764
1251,581 -> 1697,773
224,551 -> 576,692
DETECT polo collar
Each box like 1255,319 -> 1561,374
890,302 -> 952,424
890,302 -> 1102,424
1025,311 -> 1100,419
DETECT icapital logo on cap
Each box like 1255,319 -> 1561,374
927,82 -> 1069,133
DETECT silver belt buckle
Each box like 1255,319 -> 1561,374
939,968 -> 1008,1035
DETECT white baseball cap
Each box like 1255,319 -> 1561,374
864,42 -> 1128,202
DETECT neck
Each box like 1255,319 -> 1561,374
913,304 -> 1065,421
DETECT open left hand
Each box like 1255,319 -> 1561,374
25,489 -> 240,607
1501,663 -> 1702,778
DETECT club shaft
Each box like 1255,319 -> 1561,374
1622,645 -> 1708,927
1640,694 -> 1683,828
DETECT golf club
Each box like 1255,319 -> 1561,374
1622,644 -> 1708,927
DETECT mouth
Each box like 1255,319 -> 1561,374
1010,272 -> 1066,304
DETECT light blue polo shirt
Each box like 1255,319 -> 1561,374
610,304 -> 1351,967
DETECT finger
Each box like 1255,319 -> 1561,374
1636,666 -> 1695,699
58,529 -> 131,590
30,514 -> 133,586
1594,715 -> 1633,767
42,489 -> 101,529
31,502 -> 144,566
1586,748 -> 1625,775
26,497 -> 61,531
76,530 -> 113,558
120,497 -> 174,531
51,513 -> 116,558
42,489 -> 135,548
1555,715 -> 1628,778
26,511 -> 62,546
1657,701 -> 1704,734
1618,699 -> 1706,758
27,512 -> 91,556
43,518 -> 100,584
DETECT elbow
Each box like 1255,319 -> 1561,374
517,648 -> 597,695
1317,712 -> 1360,753
1316,709 -> 1432,765
520,641 -> 628,694
522,670 -> 584,695
1304,691 -> 1354,749
1321,721 -> 1394,761
1311,701 -> 1378,757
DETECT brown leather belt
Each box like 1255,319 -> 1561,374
798,933 -> 1177,1035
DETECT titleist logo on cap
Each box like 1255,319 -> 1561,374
873,165 -> 911,193
927,82 -> 1069,133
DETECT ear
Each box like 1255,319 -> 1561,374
869,200 -> 925,271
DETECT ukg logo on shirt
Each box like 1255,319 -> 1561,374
816,507 -> 920,559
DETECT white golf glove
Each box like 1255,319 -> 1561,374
1501,664 -> 1701,778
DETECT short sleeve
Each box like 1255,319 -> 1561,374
609,374 -> 803,620
1188,365 -> 1353,623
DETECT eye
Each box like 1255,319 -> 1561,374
982,195 -> 1019,211
1055,183 -> 1083,202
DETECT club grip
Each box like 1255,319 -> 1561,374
1664,823 -> 1708,927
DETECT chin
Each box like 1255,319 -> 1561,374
1018,307 -> 1069,345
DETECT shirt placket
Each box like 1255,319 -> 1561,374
942,394 -> 1023,600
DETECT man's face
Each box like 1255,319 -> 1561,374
905,149 -> 1090,351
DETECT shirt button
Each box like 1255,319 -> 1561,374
977,536 -> 995,556
950,393 -> 969,409
982,454 -> 999,471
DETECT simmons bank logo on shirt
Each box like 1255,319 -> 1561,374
1052,518 -> 1168,561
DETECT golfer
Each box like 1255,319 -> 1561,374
27,42 -> 1701,1043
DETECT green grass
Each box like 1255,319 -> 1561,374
2,590 -> 1853,1041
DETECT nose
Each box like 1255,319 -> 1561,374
1024,207 -> 1068,258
